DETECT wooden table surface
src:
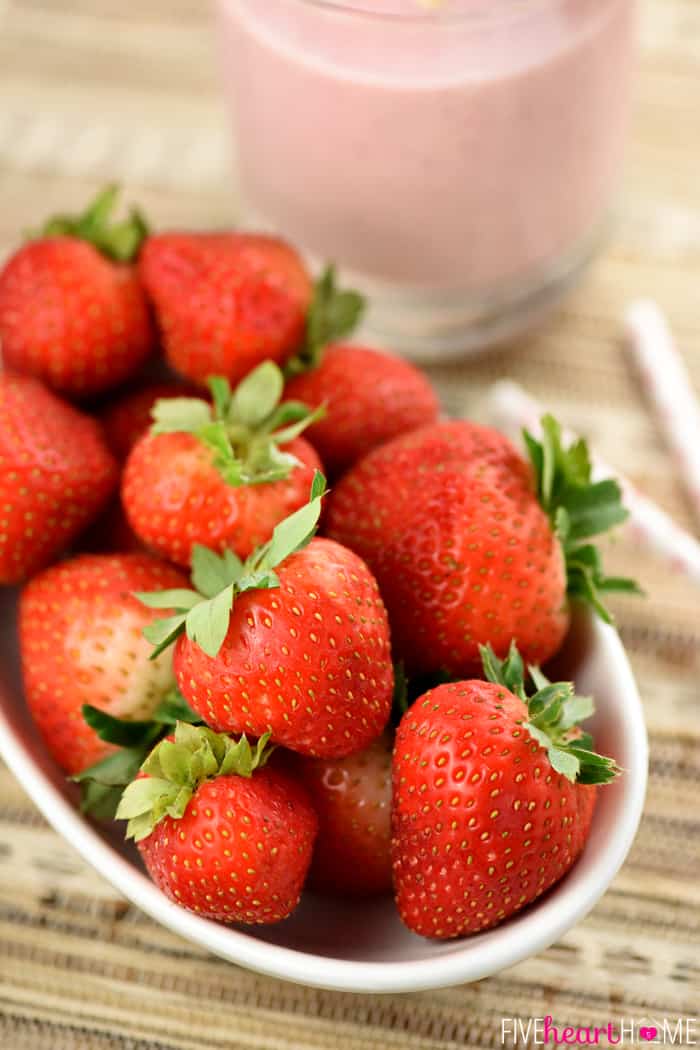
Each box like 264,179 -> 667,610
1,1 -> 699,1048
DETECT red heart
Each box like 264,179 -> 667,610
639,1027 -> 658,1041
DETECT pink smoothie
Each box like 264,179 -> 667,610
217,0 -> 635,297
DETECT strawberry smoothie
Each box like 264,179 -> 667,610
216,0 -> 636,357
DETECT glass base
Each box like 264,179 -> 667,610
316,224 -> 609,363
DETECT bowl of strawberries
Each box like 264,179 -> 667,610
0,189 -> 647,993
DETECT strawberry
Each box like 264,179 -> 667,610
0,374 -> 119,584
122,363 -> 323,567
284,342 -> 439,478
136,475 -> 394,758
121,361 -> 325,567
116,723 -> 318,924
293,731 -> 393,896
100,382 -> 198,461
392,643 -> 619,939
139,232 -> 312,386
326,416 -> 638,676
19,552 -> 188,775
0,185 -> 154,397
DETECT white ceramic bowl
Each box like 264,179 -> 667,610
0,596 -> 647,994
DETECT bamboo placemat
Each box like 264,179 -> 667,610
1,1 -> 699,1047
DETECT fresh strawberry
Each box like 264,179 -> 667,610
122,363 -> 323,567
19,552 -> 188,775
100,382 -> 198,461
293,731 -> 393,896
136,475 -> 394,758
0,186 -> 154,397
392,643 -> 619,939
326,416 -> 638,676
284,343 -> 439,478
139,232 -> 312,386
116,723 -> 318,924
0,374 -> 119,584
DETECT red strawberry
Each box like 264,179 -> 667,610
139,232 -> 312,386
284,343 -> 439,477
326,417 -> 637,676
0,374 -> 119,584
100,382 -> 197,461
294,731 -> 393,896
122,364 -> 322,567
19,552 -> 188,775
0,186 -> 154,397
392,644 -> 618,939
117,724 -> 318,924
137,477 -> 394,759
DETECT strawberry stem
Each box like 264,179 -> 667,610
523,415 -> 642,624
150,363 -> 325,488
115,723 -> 274,841
284,264 -> 365,377
32,184 -> 149,262
479,642 -> 621,786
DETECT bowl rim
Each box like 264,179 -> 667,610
0,613 -> 648,994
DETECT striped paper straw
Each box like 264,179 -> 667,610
487,380 -> 700,587
624,300 -> 700,528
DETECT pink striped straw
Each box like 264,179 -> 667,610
487,380 -> 700,587
624,300 -> 700,529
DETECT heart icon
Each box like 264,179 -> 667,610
639,1027 -> 658,1042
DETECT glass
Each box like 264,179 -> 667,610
216,0 -> 636,360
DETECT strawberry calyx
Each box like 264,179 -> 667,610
150,362 -> 324,486
284,264 -> 365,377
115,722 -> 274,842
72,687 -> 201,820
136,471 -> 327,659
31,183 -> 148,263
479,642 -> 620,786
523,415 -> 642,624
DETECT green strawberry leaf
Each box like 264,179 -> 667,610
523,414 -> 641,622
184,583 -> 236,659
250,471 -> 326,573
142,612 -> 190,659
32,184 -> 149,262
190,545 -> 243,599
133,588 -> 202,611
284,264 -> 365,376
116,724 -> 274,841
208,375 -> 232,421
479,642 -> 620,786
81,706 -> 163,748
149,364 -> 322,489
230,361 -> 284,428
151,397 -> 212,435
72,689 -> 202,819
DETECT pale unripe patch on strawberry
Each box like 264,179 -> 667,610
20,552 -> 188,775
64,608 -> 176,722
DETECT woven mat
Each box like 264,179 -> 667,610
1,1 -> 699,1047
